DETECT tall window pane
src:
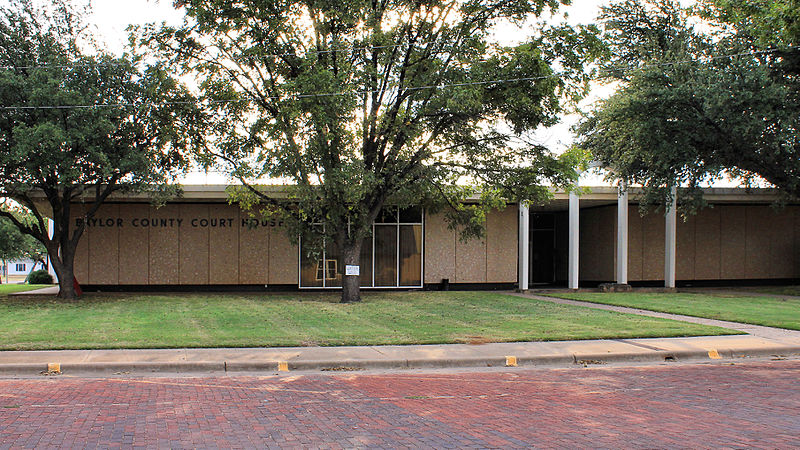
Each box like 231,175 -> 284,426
399,225 -> 422,286
325,240 -> 342,287
376,207 -> 398,223
374,225 -> 397,286
299,237 -> 323,287
399,206 -> 422,223
359,237 -> 373,287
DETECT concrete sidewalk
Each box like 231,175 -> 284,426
2,291 -> 800,376
1,334 -> 798,376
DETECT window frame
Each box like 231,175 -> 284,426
298,207 -> 425,289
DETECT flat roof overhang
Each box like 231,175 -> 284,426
28,185 -> 793,216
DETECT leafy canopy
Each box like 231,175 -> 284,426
578,0 -> 800,209
0,209 -> 45,263
147,0 -> 603,246
0,0 -> 203,298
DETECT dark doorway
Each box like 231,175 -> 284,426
529,213 -> 556,284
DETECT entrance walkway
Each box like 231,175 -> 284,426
511,291 -> 800,342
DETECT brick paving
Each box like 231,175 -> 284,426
1,360 -> 799,448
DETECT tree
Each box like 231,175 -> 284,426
0,208 -> 48,283
0,0 -> 203,299
577,0 -> 800,209
703,0 -> 800,47
147,0 -> 602,303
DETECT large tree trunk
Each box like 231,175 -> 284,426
340,239 -> 364,304
53,263 -> 77,300
49,245 -> 78,300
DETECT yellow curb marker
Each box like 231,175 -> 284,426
708,349 -> 722,360
505,356 -> 518,367
47,363 -> 61,374
278,362 -> 289,372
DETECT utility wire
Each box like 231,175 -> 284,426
0,75 -> 560,110
0,39 -> 450,70
1,45 -> 797,111
2,39 -> 795,71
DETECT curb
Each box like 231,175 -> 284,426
1,345 -> 798,376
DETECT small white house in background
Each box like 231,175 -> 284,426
1,258 -> 38,276
1,258 -> 55,282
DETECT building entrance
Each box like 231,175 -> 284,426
529,213 -> 556,284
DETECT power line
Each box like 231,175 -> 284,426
1,45 -> 796,111
0,74 -> 562,110
0,39 -> 449,70
3,38 -> 795,71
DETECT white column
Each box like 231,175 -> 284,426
665,186 -> 677,288
616,182 -> 629,285
518,202 -> 529,291
568,190 -> 580,290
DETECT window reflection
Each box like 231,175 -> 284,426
374,225 -> 398,286
300,237 -> 323,287
399,225 -> 422,286
324,239 -> 342,287
359,237 -> 373,287
299,208 -> 423,288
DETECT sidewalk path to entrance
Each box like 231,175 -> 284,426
1,291 -> 800,376
512,291 -> 800,341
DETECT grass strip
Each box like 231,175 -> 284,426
543,291 -> 800,331
0,291 -> 738,350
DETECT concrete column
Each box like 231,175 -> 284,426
665,187 -> 677,288
518,202 -> 529,291
616,182 -> 629,285
568,190 -> 579,290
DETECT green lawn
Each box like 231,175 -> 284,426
545,291 -> 800,330
0,291 -> 736,350
0,284 -> 52,296
743,286 -> 800,297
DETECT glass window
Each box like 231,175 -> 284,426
399,206 -> 422,223
399,225 -> 422,286
374,225 -> 397,286
299,231 -> 324,287
376,207 -> 398,223
359,237 -> 373,287
324,239 -> 342,287
298,208 -> 423,288
15,264 -> 25,272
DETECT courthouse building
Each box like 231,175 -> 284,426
62,185 -> 800,291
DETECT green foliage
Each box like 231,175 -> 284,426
578,0 -> 800,210
701,0 -> 800,48
0,208 -> 46,262
0,0 -> 201,298
26,269 -> 53,284
144,0 -> 604,273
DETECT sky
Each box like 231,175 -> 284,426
9,0 -> 698,185
86,1 -> 610,54
81,0 -> 617,184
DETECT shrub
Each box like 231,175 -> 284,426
27,269 -> 53,284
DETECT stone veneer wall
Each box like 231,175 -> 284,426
423,207 -> 518,284
72,202 -> 519,286
72,203 -> 297,286
580,204 -> 800,282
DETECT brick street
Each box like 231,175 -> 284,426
1,359 -> 798,448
